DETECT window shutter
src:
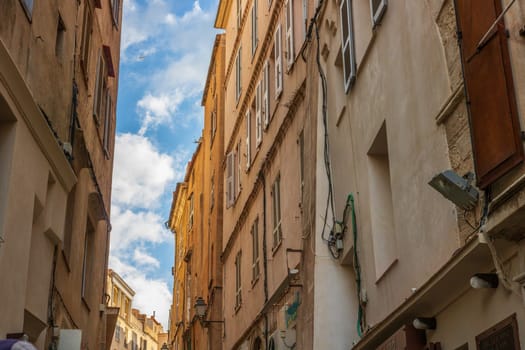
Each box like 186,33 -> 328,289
246,110 -> 251,169
226,152 -> 234,206
370,0 -> 387,27
263,61 -> 270,128
456,0 -> 523,188
252,1 -> 258,55
275,25 -> 283,98
103,90 -> 112,152
285,0 -> 294,67
340,0 -> 356,93
256,81 -> 262,146
237,141 -> 242,194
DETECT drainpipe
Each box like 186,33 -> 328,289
259,168 -> 269,349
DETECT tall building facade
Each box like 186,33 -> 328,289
215,0 -> 311,345
0,0 -> 122,348
167,34 -> 226,350
107,270 -> 167,350
306,0 -> 525,348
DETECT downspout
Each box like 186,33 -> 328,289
259,169 -> 269,349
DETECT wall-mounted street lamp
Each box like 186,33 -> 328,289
412,317 -> 437,330
428,170 -> 479,210
194,297 -> 224,327
470,273 -> 499,289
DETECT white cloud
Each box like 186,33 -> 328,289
133,248 -> 161,269
112,133 -> 176,209
110,206 -> 169,252
109,256 -> 172,329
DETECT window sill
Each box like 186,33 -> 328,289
234,303 -> 242,314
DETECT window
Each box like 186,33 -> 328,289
211,97 -> 217,141
235,251 -> 242,309
236,47 -> 242,102
271,175 -> 282,249
103,89 -> 112,154
226,146 -> 241,207
476,314 -> 520,350
340,0 -> 357,92
274,25 -> 283,98
251,218 -> 260,282
237,0 -> 242,28
80,4 -> 93,73
255,81 -> 262,147
226,152 -> 235,207
246,110 -> 251,169
302,0 -> 308,40
370,0 -> 387,27
251,0 -> 258,55
111,0 -> 120,26
132,332 -> 137,350
237,141 -> 242,193
367,122 -> 396,280
263,61 -> 270,128
115,325 -> 121,342
55,15 -> 66,58
188,193 -> 194,230
210,174 -> 215,210
19,0 -> 33,19
285,0 -> 294,67
93,51 -> 107,123
81,219 -> 95,299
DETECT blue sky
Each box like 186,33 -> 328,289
109,0 -> 220,329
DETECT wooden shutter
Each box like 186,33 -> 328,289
263,61 -> 270,128
285,0 -> 294,67
246,110 -> 251,169
455,0 -> 523,188
275,25 -> 283,97
256,81 -> 262,146
226,151 -> 234,206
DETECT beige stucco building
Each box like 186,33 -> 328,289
107,270 -> 166,350
0,0 -> 122,349
167,34 -> 226,350
303,0 -> 525,348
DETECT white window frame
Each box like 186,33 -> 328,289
237,0 -> 242,28
111,0 -> 120,26
340,0 -> 357,93
370,0 -> 387,28
255,81 -> 262,147
103,89 -> 112,154
246,110 -> 251,169
251,0 -> 258,55
237,141 -> 242,194
263,61 -> 270,128
93,51 -> 107,122
236,47 -> 242,102
272,175 -> 282,249
285,0 -> 294,67
226,152 -> 234,207
235,251 -> 242,309
188,193 -> 194,229
274,25 -> 283,98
